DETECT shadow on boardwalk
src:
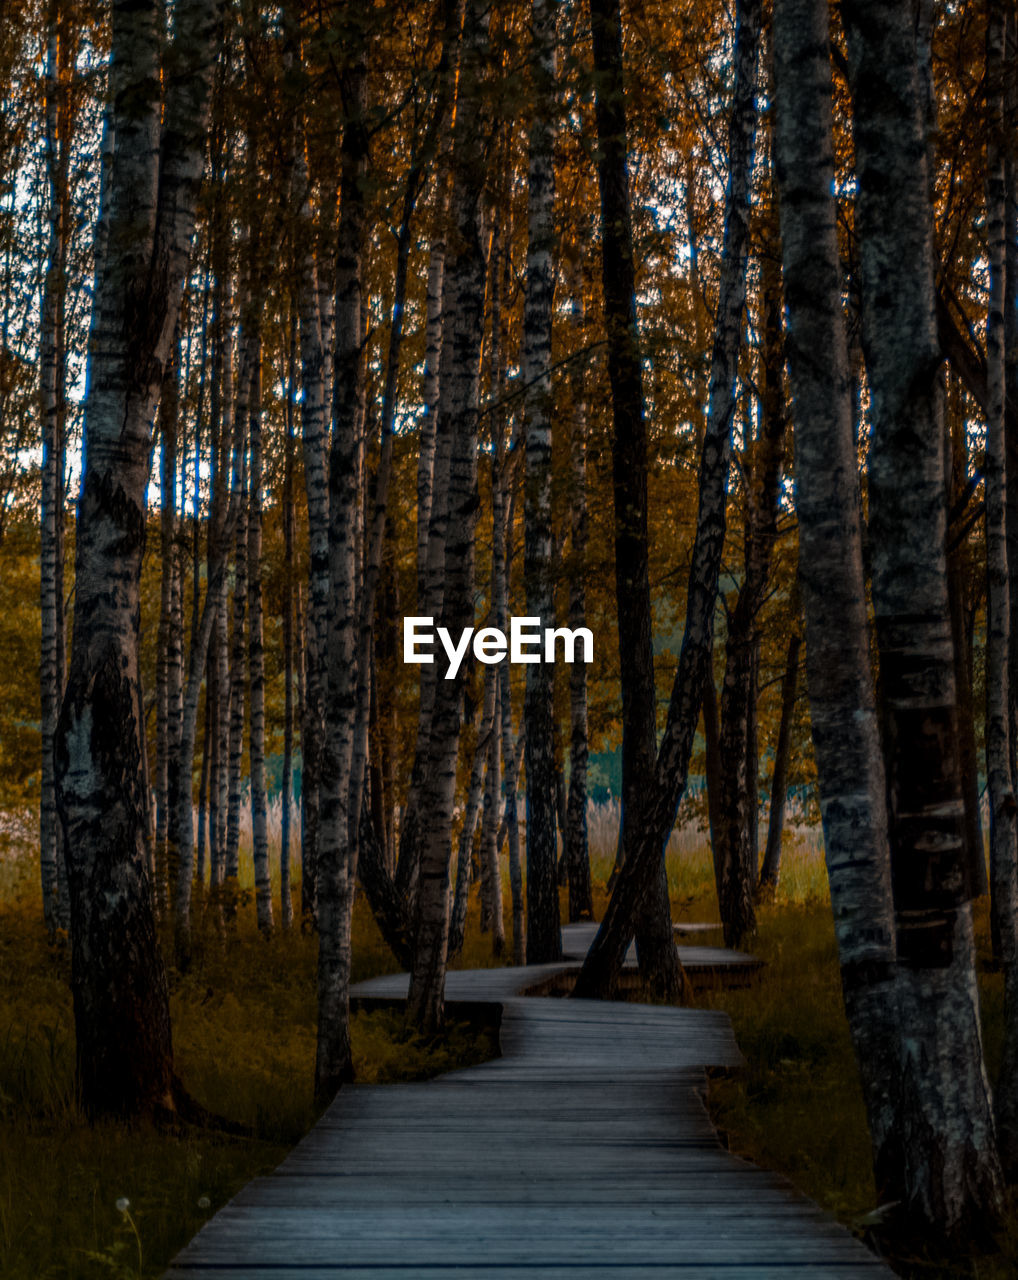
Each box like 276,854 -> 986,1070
165,923 -> 891,1279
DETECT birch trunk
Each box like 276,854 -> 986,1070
583,0 -> 682,1000
575,0 -> 759,999
840,0 -> 1001,1239
398,1 -> 464,899
522,0 -> 561,965
315,61 -> 368,1101
247,347 -> 273,936
715,230 -> 786,945
757,626 -> 800,895
480,676 -> 505,952
773,0 -> 906,1205
296,139 -> 329,928
407,0 -> 489,1032
417,206 -> 447,612
986,0 -> 1018,1181
449,671 -> 495,959
40,2 -> 71,934
54,0 -> 220,1119
224,389 -> 249,909
281,310 -> 297,930
207,211 -> 232,892
155,337 -> 181,916
565,290 -> 593,923
489,220 -> 515,962
947,385 -> 987,899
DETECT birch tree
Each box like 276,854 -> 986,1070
773,0 -> 903,1207
53,0 -> 221,1119
407,0 -> 489,1032
564,286 -> 593,922
985,0 -> 1018,1181
844,0 -> 1004,1238
523,0 -> 561,964
39,0 -> 73,935
575,0 -> 760,999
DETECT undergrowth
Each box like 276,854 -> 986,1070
701,896 -> 1018,1279
0,848 -> 497,1280
5,814 -> 1016,1279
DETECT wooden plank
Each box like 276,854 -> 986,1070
164,931 -> 891,1280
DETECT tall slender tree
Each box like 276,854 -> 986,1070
523,0 -> 561,964
575,0 -> 760,999
54,0 -> 221,1119
407,0 -> 490,1032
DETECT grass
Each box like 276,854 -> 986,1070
4,800 -> 1017,1278
0,834 -> 498,1280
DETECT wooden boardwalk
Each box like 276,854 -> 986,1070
165,923 -> 890,1279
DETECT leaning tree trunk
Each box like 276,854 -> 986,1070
574,0 -> 760,999
354,0 -> 462,941
584,0 -> 685,1000
756,625 -> 800,895
715,220 -> 786,946
54,0 -> 220,1120
841,0 -> 1004,1242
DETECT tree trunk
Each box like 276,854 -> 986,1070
281,308 -> 297,930
757,627 -> 800,895
523,0 -> 562,965
407,0 -> 489,1032
155,335 -> 181,918
247,346 -> 273,936
773,0 -> 903,1209
315,59 -> 368,1102
449,671 -> 495,959
487,221 -> 522,963
583,0 -> 684,1000
224,375 -> 249,912
296,137 -> 329,930
715,223 -> 786,945
397,1 -> 464,901
986,0 -> 1018,1183
54,0 -> 220,1120
574,0 -> 760,999
565,289 -> 593,923
39,1 -> 71,935
844,0 -> 1003,1241
206,198 -> 232,896
946,383 -> 987,901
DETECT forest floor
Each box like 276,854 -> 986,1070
2,816 -> 1016,1278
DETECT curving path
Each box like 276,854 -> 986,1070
165,923 -> 891,1279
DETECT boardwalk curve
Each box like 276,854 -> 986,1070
165,923 -> 891,1279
